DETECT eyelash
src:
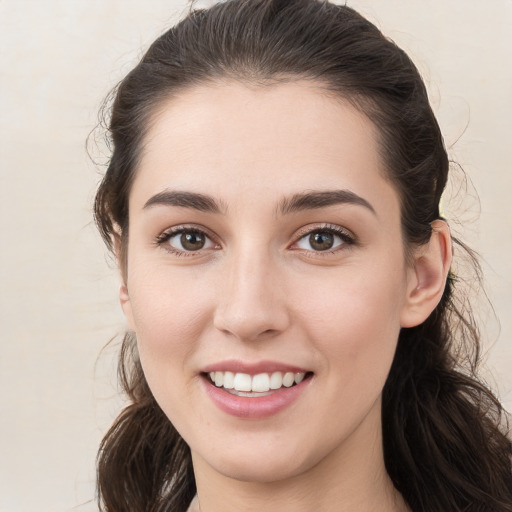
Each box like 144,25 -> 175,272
155,223 -> 356,257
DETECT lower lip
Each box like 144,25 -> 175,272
202,374 -> 312,419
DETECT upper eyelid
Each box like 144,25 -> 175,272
158,223 -> 217,239
292,223 -> 355,240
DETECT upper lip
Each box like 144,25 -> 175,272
201,360 -> 310,375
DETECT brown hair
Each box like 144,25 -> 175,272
94,1 -> 512,510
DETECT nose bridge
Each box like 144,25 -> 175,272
213,240 -> 289,341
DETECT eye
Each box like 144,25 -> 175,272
292,226 -> 354,252
157,227 -> 218,254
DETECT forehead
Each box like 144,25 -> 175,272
130,80 -> 398,218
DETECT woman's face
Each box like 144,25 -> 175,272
121,81 -> 418,483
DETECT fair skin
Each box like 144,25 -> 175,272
119,81 -> 452,512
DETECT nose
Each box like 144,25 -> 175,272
213,249 -> 290,342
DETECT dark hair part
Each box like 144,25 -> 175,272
94,1 -> 512,510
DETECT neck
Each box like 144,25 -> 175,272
190,402 -> 409,512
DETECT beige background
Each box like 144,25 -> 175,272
1,1 -> 511,511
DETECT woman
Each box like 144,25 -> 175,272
94,0 -> 512,510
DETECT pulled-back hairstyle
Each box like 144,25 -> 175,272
94,1 -> 512,510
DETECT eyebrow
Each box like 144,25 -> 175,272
278,189 -> 376,216
143,190 -> 226,214
142,188 -> 375,217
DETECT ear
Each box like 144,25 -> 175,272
400,220 -> 453,328
113,233 -> 136,332
119,283 -> 136,332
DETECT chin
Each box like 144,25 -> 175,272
193,436 -> 325,484
216,457 -> 307,484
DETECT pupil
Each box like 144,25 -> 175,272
310,232 -> 334,251
181,232 -> 205,250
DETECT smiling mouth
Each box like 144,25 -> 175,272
204,371 -> 312,397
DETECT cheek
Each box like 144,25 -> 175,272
126,265 -> 215,381
292,262 -> 405,378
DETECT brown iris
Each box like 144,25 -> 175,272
181,232 -> 206,251
309,232 -> 335,251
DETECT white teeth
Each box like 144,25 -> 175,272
233,373 -> 252,392
269,371 -> 283,389
282,372 -> 295,387
207,370 -> 307,393
252,373 -> 270,392
223,371 -> 235,389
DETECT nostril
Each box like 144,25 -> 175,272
213,311 -> 289,342
212,277 -> 291,341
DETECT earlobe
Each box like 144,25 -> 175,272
400,220 -> 453,328
119,283 -> 136,332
